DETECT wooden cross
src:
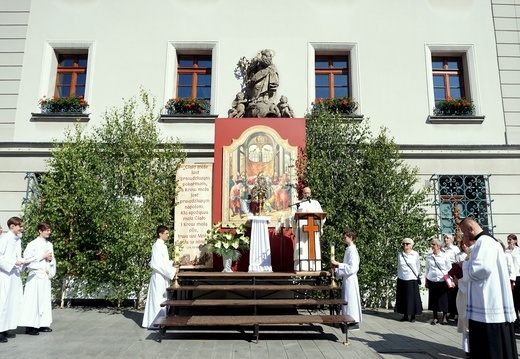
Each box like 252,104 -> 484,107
303,214 -> 320,260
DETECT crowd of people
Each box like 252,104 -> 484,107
0,217 -> 56,343
2,200 -> 518,359
394,217 -> 518,359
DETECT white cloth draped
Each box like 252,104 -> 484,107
248,216 -> 272,272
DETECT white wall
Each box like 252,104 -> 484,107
1,0 -> 519,238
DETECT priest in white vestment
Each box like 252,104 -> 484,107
142,225 -> 177,329
332,230 -> 362,329
19,222 -> 56,334
0,217 -> 25,343
291,187 -> 325,271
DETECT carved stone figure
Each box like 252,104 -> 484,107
277,95 -> 294,118
229,92 -> 247,118
246,49 -> 279,105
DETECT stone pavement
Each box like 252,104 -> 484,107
2,307 -> 519,359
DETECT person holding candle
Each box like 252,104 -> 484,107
331,230 -> 362,330
395,238 -> 422,322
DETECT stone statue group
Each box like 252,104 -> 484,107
229,49 -> 294,118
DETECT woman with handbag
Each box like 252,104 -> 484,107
395,238 -> 423,322
425,238 -> 452,325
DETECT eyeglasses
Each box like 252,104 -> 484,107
403,243 -> 411,246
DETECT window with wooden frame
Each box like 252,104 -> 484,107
432,56 -> 467,104
315,54 -> 349,99
55,54 -> 87,97
177,54 -> 212,99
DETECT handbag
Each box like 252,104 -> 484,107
433,256 -> 456,288
443,273 -> 456,288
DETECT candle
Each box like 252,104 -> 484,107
331,245 -> 335,261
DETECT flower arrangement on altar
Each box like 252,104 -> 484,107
39,95 -> 89,114
433,97 -> 475,116
164,98 -> 210,115
204,222 -> 250,261
311,97 -> 358,115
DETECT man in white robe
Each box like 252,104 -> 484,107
0,217 -> 24,343
460,217 -> 517,358
142,225 -> 177,329
291,187 -> 325,271
19,222 -> 56,335
332,230 -> 362,329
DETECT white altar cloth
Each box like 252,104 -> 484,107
248,216 -> 272,272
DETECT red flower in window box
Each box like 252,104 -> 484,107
311,96 -> 358,116
434,97 -> 475,116
38,95 -> 89,114
165,98 -> 210,115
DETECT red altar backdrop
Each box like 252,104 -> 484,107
213,118 -> 306,272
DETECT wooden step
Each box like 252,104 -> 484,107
177,271 -> 331,278
167,284 -> 339,291
160,299 -> 348,307
153,314 -> 354,327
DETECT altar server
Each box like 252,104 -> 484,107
142,225 -> 177,329
19,222 -> 56,335
0,217 -> 24,343
332,230 -> 362,330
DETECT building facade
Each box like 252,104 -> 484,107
0,0 -> 519,239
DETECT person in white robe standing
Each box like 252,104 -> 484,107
142,225 -> 177,329
459,217 -> 517,359
0,217 -> 25,343
331,230 -> 362,330
19,222 -> 56,335
291,187 -> 325,271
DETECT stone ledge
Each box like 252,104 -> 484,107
427,115 -> 485,124
31,113 -> 90,122
160,114 -> 217,123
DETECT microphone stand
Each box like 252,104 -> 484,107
289,197 -> 311,208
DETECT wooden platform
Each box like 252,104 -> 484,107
154,271 -> 352,344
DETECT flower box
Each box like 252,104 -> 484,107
164,98 -> 210,115
433,97 -> 475,116
38,95 -> 89,114
311,97 -> 359,116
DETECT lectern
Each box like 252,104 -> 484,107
293,212 -> 327,271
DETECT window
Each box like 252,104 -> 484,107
55,54 -> 88,97
430,174 -> 494,239
315,55 -> 349,98
432,56 -> 467,103
177,55 -> 211,99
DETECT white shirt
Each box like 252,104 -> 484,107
442,244 -> 457,264
425,251 -> 451,282
397,250 -> 421,281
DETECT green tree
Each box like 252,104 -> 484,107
302,109 -> 436,308
23,90 -> 186,307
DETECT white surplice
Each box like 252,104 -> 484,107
0,231 -> 24,332
141,239 -> 177,328
337,244 -> 362,323
291,199 -> 324,271
18,236 -> 56,328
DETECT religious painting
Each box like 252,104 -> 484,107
221,125 -> 298,227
